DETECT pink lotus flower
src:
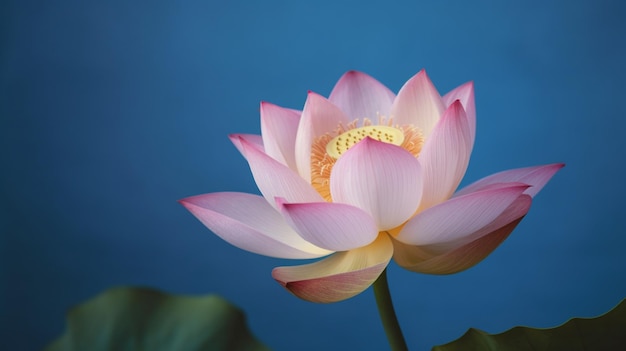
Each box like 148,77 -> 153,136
180,70 -> 563,303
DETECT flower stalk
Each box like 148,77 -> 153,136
373,268 -> 409,351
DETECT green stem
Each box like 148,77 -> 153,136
373,268 -> 409,351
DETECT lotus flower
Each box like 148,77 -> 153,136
180,70 -> 563,303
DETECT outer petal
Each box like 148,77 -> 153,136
260,102 -> 301,171
237,136 -> 324,208
179,192 -> 331,259
454,163 -> 565,198
442,81 -> 476,148
417,100 -> 472,210
393,198 -> 528,274
295,92 -> 350,182
328,70 -> 396,121
390,70 -> 445,140
330,138 -> 422,231
277,199 -> 378,251
229,133 -> 263,155
272,235 -> 393,303
396,183 -> 530,246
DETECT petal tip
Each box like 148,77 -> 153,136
227,133 -> 246,146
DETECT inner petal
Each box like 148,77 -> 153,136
310,118 -> 424,202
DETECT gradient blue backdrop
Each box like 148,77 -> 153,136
2,0 -> 625,350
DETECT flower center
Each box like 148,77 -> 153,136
311,117 -> 424,202
325,125 -> 405,159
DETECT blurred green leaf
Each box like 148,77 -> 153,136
46,287 -> 271,351
433,299 -> 625,351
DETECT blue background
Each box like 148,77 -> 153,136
2,0 -> 625,350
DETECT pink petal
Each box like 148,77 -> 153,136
295,92 -> 350,182
330,138 -> 422,231
277,198 -> 378,251
390,70 -> 445,140
442,81 -> 476,147
400,193 -> 531,254
272,235 -> 393,303
260,102 -> 301,171
393,213 -> 526,274
454,163 -> 565,198
396,183 -> 530,246
179,192 -> 331,259
229,133 -> 264,155
328,70 -> 396,121
237,136 -> 324,207
417,100 -> 472,210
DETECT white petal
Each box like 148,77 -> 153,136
277,199 -> 378,251
396,183 -> 529,246
393,196 -> 530,274
390,70 -> 445,140
442,81 -> 476,147
329,70 -> 396,120
330,138 -> 422,230
295,92 -> 350,182
180,192 -> 331,259
454,163 -> 565,198
272,234 -> 393,303
260,102 -> 301,171
417,100 -> 472,210
237,136 -> 324,208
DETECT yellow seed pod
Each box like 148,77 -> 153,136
325,125 -> 405,159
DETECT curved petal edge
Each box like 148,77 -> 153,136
455,163 -> 565,198
179,192 -> 331,259
330,138 -> 423,230
260,102 -> 301,171
277,199 -> 379,252
394,216 -> 525,274
237,135 -> 324,207
397,183 -> 529,246
329,70 -> 396,121
272,235 -> 393,303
